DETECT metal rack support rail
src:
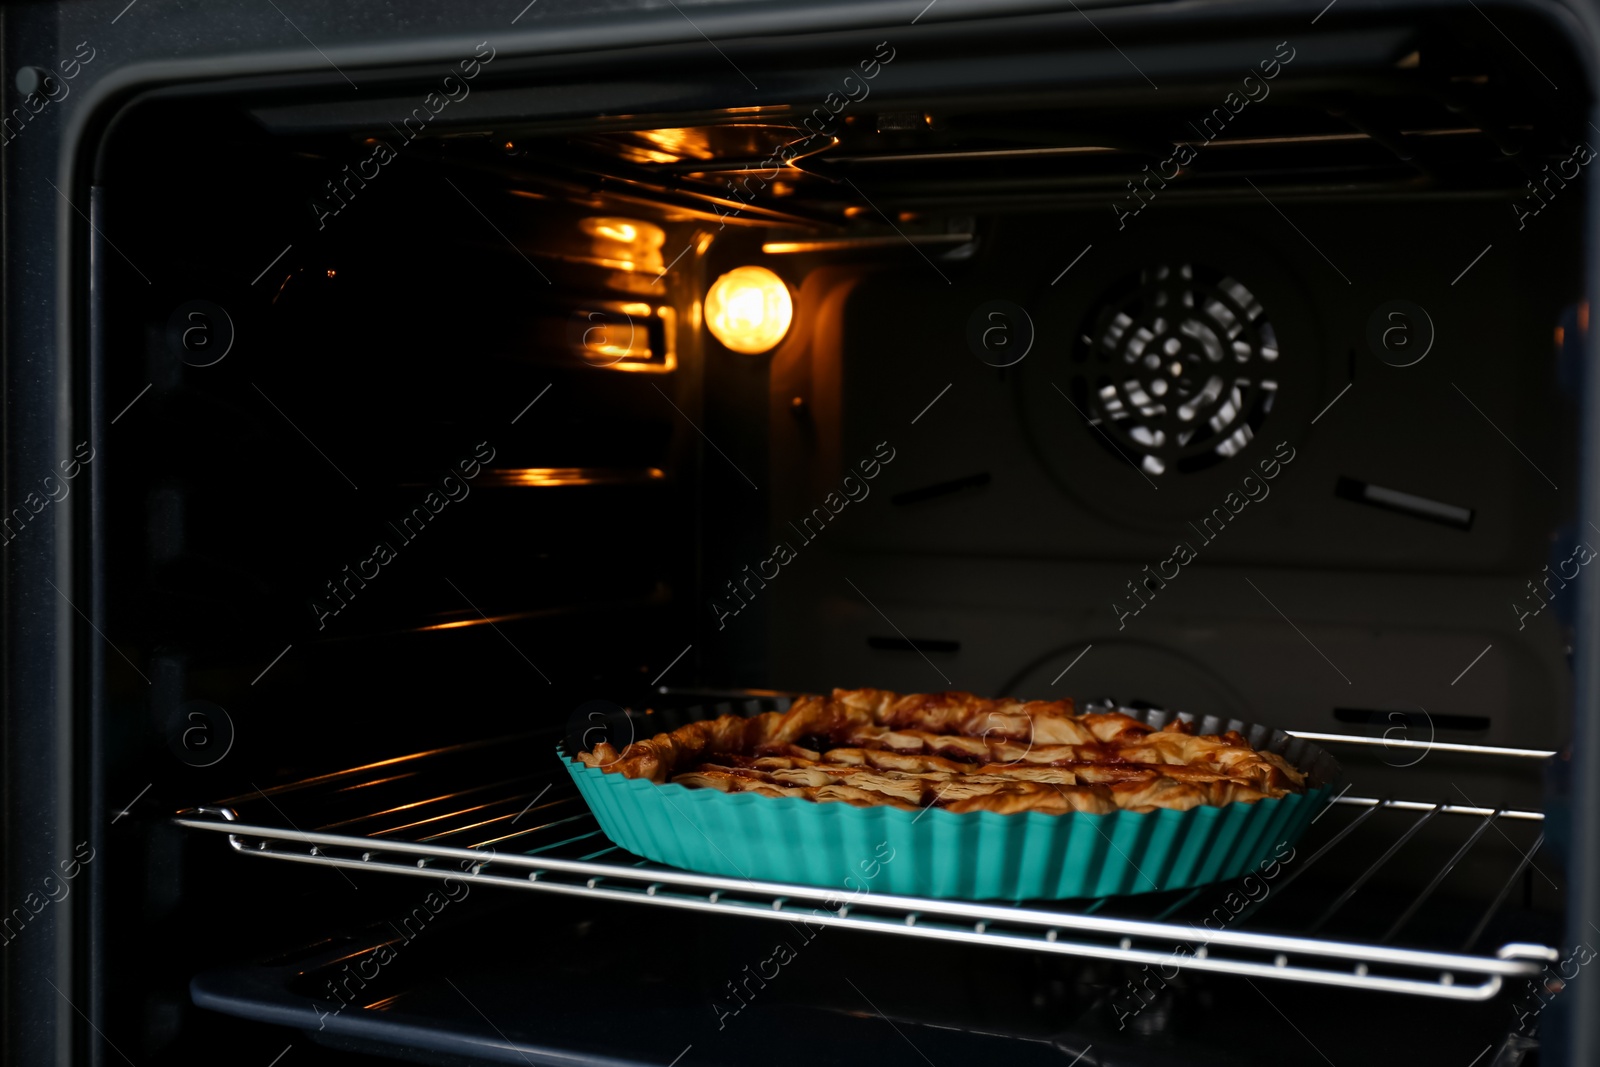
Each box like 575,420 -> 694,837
175,793 -> 1558,1003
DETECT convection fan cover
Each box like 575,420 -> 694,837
1069,263 -> 1279,476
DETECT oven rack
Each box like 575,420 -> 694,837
172,731 -> 1560,1003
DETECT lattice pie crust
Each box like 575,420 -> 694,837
577,689 -> 1307,815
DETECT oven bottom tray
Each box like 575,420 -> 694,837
562,703 -> 1340,900
187,897 -> 1541,1067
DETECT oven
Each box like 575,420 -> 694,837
5,0 -> 1600,1063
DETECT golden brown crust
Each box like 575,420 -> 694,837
577,689 -> 1306,815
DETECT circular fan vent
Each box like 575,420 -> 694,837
1070,264 -> 1279,476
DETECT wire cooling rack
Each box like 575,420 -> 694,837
174,698 -> 1561,1001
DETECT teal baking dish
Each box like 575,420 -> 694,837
559,702 -> 1340,901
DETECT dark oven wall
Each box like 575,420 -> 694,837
89,10 -> 1591,828
757,194 -> 1581,765
90,94 -> 742,1062
95,101 -> 718,772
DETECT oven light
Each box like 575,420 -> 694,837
704,266 -> 792,354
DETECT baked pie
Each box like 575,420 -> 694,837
577,689 -> 1308,815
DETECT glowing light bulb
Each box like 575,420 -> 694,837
704,266 -> 792,354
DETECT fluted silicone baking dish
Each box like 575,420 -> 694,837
559,701 -> 1340,901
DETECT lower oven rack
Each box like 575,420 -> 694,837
172,724 -> 1561,1003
